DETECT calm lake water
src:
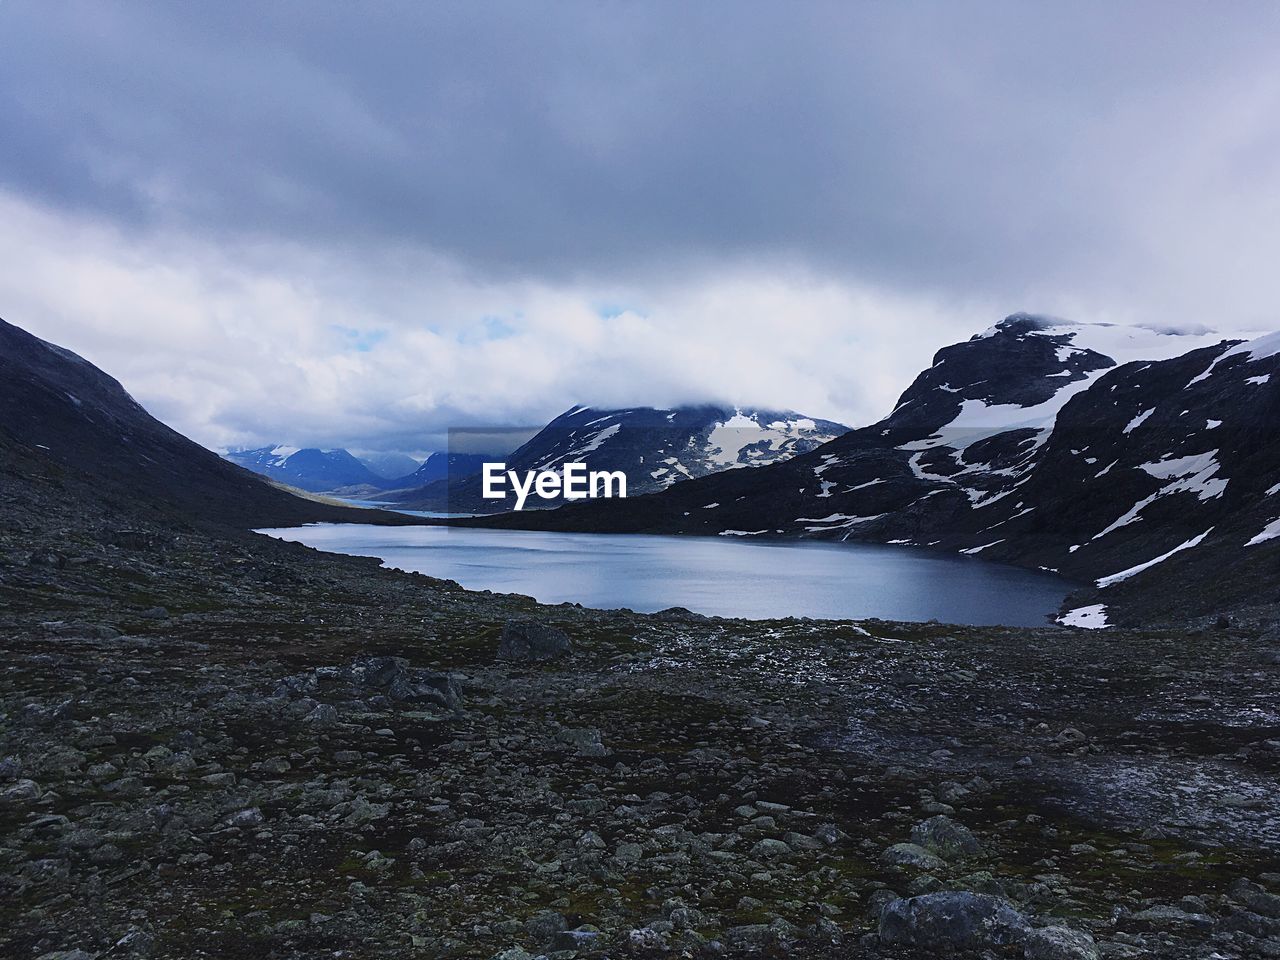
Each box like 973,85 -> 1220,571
258,524 -> 1073,626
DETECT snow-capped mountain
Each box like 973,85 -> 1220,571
474,315 -> 1280,625
225,445 -> 396,494
388,404 -> 850,512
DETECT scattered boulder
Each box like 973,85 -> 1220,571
524,910 -> 567,944
275,656 -> 461,712
911,815 -> 982,859
1023,925 -> 1100,960
557,727 -> 608,757
1124,904 -> 1214,933
879,892 -> 1028,951
880,842 -> 946,873
751,838 -> 792,859
497,620 -> 573,661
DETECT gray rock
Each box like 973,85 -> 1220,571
497,620 -> 573,661
1126,904 -> 1214,933
911,815 -> 982,859
1,778 -> 42,803
226,807 -> 264,828
879,842 -> 946,873
615,842 -> 644,863
879,891 -> 1028,950
751,838 -> 791,859
302,703 -> 340,726
1024,926 -> 1100,960
558,727 -> 608,757
524,909 -> 567,944
577,830 -> 606,850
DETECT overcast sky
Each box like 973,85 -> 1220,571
3,2 -> 1279,454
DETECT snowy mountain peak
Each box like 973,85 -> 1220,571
388,403 -> 850,512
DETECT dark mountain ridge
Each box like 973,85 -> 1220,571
0,318 -> 410,529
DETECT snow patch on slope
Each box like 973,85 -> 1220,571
1096,529 -> 1214,587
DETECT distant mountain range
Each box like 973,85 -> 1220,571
222,446 -> 498,497
471,314 -> 1280,627
225,445 -> 397,494
358,451 -> 421,480
383,404 -> 850,513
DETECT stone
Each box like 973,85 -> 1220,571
878,892 -> 1028,951
524,909 -> 567,944
879,842 -> 946,873
1,778 -> 41,803
751,838 -> 791,859
577,830 -> 606,850
558,727 -> 608,757
1126,905 -> 1214,933
615,842 -> 644,863
303,703 -> 340,726
910,815 -> 982,859
497,620 -> 573,661
226,807 -> 265,828
1023,926 -> 1100,960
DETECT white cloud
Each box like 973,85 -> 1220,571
0,191 -> 1005,453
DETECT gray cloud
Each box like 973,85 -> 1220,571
1,2 -> 1278,451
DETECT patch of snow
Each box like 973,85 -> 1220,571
813,454 -> 840,476
1060,604 -> 1110,629
1223,330 -> 1280,363
1246,518 -> 1280,547
718,529 -> 767,537
1206,419 -> 1222,429
569,422 -> 620,456
1124,408 -> 1155,434
796,513 -> 873,524
1247,375 -> 1271,386
1140,450 -> 1227,499
702,502 -> 720,509
705,411 -> 839,470
1096,529 -> 1214,587
1095,452 -> 1228,541
960,540 -> 1004,555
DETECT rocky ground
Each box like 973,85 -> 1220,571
3,489 -> 1280,958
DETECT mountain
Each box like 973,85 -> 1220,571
386,404 -> 850,513
0,318 -> 406,528
358,451 -> 421,480
225,445 -> 396,494
395,451 -> 490,487
470,315 -> 1280,625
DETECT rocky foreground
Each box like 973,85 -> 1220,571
3,499 -> 1280,959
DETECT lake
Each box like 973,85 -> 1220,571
258,524 -> 1074,626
